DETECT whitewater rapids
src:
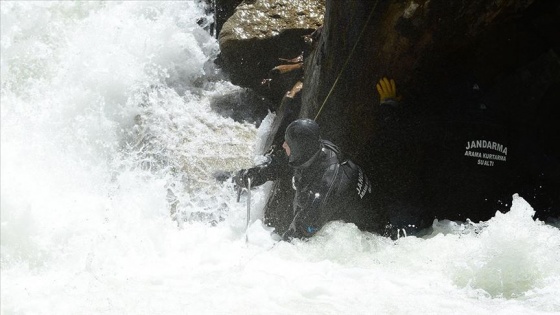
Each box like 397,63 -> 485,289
1,2 -> 559,314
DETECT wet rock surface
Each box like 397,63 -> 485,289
217,0 -> 324,103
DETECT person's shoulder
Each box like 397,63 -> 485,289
321,140 -> 341,155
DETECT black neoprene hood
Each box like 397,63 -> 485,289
284,119 -> 322,167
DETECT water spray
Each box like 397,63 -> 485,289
236,177 -> 251,243
245,178 -> 251,243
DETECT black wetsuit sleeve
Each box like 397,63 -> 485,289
379,99 -> 406,124
245,146 -> 290,187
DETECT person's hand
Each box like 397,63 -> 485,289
376,77 -> 400,103
232,168 -> 257,189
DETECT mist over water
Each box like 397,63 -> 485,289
1,2 -> 559,314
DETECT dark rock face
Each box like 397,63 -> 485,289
198,0 -> 243,37
216,0 -> 560,234
301,0 -> 560,227
214,0 -> 244,37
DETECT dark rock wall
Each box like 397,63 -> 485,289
303,0 -> 540,157
214,0 -> 243,37
300,0 -> 560,225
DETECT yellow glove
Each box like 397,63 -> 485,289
376,77 -> 398,103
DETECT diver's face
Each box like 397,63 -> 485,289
282,141 -> 291,156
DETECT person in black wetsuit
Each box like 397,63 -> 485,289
374,75 -> 517,224
234,118 -> 388,240
376,67 -> 559,225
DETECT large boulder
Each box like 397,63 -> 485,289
217,0 -> 324,103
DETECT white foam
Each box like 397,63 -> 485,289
1,2 -> 559,314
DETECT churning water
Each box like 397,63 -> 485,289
1,2 -> 559,314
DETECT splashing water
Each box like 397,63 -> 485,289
1,2 -> 559,314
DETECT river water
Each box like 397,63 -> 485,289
1,2 -> 559,314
